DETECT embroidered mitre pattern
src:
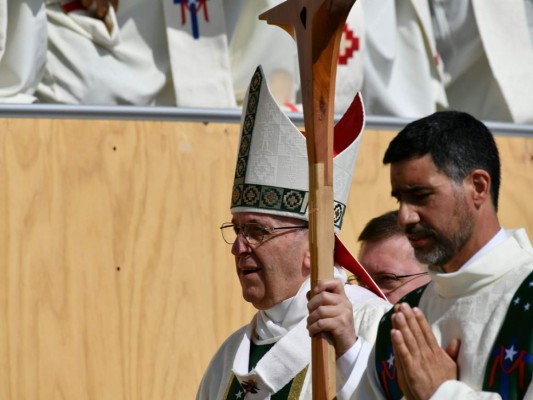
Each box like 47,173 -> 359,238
231,66 -> 363,231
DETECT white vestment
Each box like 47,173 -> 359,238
0,0 -> 47,103
230,0 -> 300,111
355,228 -> 533,399
430,0 -> 533,123
357,0 -> 448,118
197,268 -> 391,400
37,0 -> 236,107
231,0 -> 448,117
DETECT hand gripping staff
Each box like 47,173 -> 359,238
260,1 -> 358,398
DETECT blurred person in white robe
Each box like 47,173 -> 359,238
37,0 -> 238,107
430,0 -> 533,123
0,0 -> 47,103
231,0 -> 448,118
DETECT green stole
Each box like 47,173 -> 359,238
223,341 -> 308,399
375,271 -> 533,400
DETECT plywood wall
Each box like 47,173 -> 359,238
0,118 -> 531,399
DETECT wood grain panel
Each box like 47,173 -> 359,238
0,118 -> 531,399
0,119 -> 254,400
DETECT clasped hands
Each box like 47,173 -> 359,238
306,281 -> 461,399
391,303 -> 461,400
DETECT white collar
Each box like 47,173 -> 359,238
430,229 -> 523,298
254,280 -> 310,342
461,227 -> 508,270
254,267 -> 348,342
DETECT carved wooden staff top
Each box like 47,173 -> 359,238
260,1 -> 356,398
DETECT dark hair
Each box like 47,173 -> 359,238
383,111 -> 501,210
358,210 -> 402,243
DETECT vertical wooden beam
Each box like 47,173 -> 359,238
260,1 -> 356,398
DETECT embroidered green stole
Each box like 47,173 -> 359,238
223,341 -> 308,399
374,284 -> 429,400
375,271 -> 533,400
482,271 -> 533,399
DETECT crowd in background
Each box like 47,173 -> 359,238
1,0 -> 533,123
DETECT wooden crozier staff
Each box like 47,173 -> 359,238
260,1 -> 357,398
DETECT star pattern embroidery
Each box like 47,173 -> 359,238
235,389 -> 243,399
504,345 -> 518,361
387,353 -> 395,369
513,296 -> 533,310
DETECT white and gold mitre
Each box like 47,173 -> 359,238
230,65 -> 364,232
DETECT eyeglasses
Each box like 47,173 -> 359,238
370,272 -> 429,292
220,222 -> 308,246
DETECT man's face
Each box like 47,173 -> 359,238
390,154 -> 474,272
359,235 -> 430,303
230,212 -> 310,310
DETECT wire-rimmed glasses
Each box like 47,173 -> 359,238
370,272 -> 429,292
220,222 -> 308,246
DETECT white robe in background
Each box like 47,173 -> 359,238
231,0 -> 448,117
430,0 -> 533,124
38,0 -> 237,107
230,0 -> 300,111
527,0 -> 533,45
196,268 -> 391,400
357,0 -> 448,118
355,228 -> 533,399
0,0 -> 47,103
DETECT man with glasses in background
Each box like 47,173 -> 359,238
357,210 -> 430,303
196,66 -> 391,399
